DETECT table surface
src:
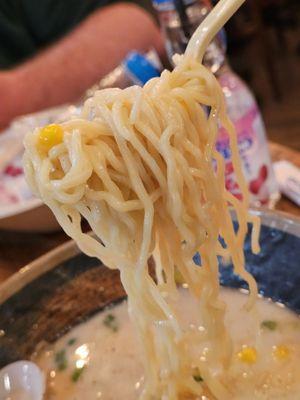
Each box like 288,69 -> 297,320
0,141 -> 299,285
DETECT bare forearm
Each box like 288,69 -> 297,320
0,3 -> 163,127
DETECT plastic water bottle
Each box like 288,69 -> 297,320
216,68 -> 279,207
85,50 -> 162,98
122,51 -> 161,85
153,0 -> 226,72
152,0 -> 279,207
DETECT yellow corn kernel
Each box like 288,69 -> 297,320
273,345 -> 290,360
38,124 -> 63,151
174,267 -> 185,285
237,346 -> 257,364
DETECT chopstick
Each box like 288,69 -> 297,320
185,0 -> 246,62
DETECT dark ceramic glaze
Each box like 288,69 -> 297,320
0,210 -> 299,369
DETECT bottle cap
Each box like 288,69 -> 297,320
123,51 -> 160,86
152,0 -> 195,11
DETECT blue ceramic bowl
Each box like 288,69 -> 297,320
0,209 -> 299,368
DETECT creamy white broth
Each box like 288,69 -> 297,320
35,289 -> 300,400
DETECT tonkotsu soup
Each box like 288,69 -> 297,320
35,288 -> 300,400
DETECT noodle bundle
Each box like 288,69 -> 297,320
24,55 -> 260,399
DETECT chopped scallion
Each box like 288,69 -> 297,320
67,338 -> 77,346
55,349 -> 67,371
103,313 -> 118,332
193,374 -> 203,382
261,320 -> 277,331
71,366 -> 85,382
193,367 -> 203,383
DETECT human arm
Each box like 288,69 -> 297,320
0,2 -> 164,129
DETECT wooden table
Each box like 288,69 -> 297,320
0,141 -> 299,284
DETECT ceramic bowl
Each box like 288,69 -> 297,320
0,209 -> 299,368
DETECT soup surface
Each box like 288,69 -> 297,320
35,289 -> 300,400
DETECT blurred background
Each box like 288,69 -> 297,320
225,0 -> 300,151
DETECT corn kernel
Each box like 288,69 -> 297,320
273,345 -> 290,360
174,267 -> 185,285
237,346 -> 257,364
39,124 -> 63,151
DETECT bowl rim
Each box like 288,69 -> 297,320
0,198 -> 43,220
0,208 -> 299,305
